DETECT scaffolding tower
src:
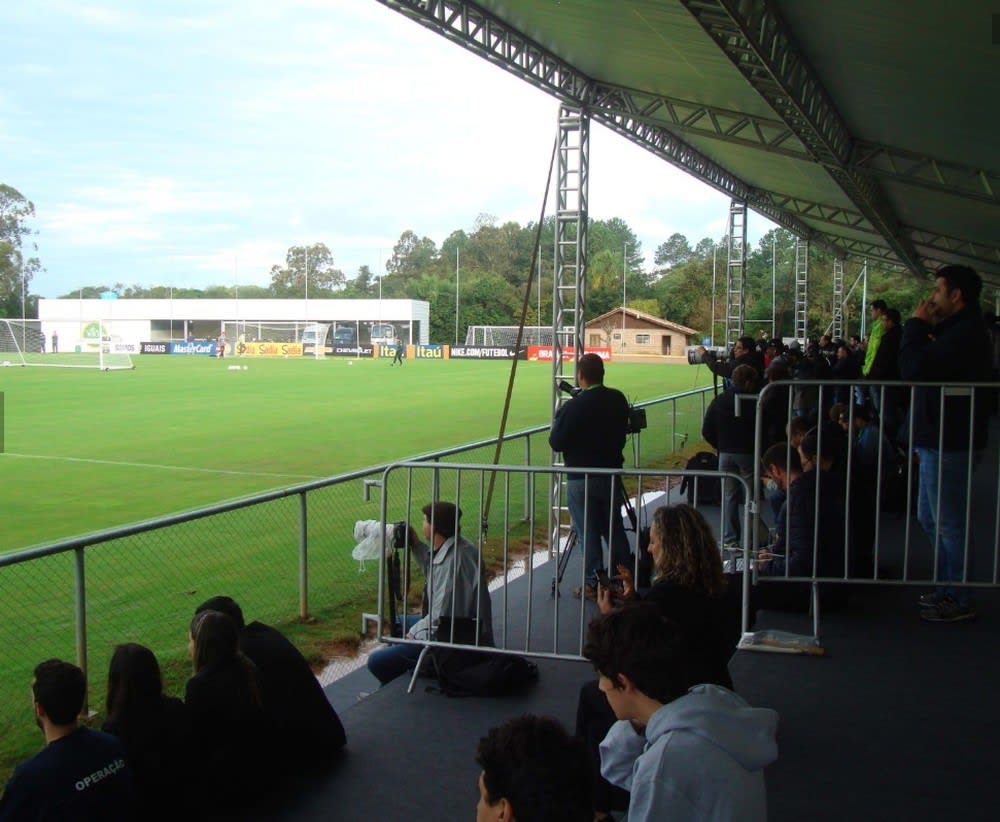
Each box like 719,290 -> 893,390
794,238 -> 809,344
831,257 -> 845,340
725,200 -> 747,347
550,105 -> 590,562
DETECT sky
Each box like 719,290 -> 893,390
1,0 -> 776,299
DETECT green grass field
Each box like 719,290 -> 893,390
2,355 -> 711,551
0,353 -> 712,780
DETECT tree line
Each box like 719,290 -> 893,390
3,181 -> 934,343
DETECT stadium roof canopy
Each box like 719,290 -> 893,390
376,1 -> 1000,288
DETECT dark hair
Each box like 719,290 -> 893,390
421,501 -> 462,541
870,299 -> 888,312
576,352 -> 605,384
106,643 -> 162,721
885,308 -> 901,325
476,715 -> 590,822
583,604 -> 689,704
762,442 -> 802,475
800,421 -> 843,466
195,596 -> 245,631
937,264 -> 983,309
33,659 -> 85,726
649,505 -> 726,596
731,364 -> 758,392
787,416 -> 811,439
190,610 -> 240,672
189,611 -> 262,707
736,335 -> 755,352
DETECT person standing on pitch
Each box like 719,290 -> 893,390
549,353 -> 631,600
391,337 -> 404,366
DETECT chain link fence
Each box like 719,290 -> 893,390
0,386 -> 713,775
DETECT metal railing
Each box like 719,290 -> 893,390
750,378 -> 1000,639
0,385 -> 714,754
369,462 -> 754,689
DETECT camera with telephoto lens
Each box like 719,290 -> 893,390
391,520 -> 409,550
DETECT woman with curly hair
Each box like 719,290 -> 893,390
579,504 -> 742,821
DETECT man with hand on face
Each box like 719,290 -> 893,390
900,265 -> 992,623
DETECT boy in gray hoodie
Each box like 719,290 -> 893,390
584,605 -> 778,821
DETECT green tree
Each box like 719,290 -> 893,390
269,243 -> 345,297
0,184 -> 42,318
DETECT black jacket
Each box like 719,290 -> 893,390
240,621 -> 347,763
899,308 -> 992,450
548,384 -> 629,473
702,388 -> 757,455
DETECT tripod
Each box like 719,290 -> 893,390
551,476 -> 644,596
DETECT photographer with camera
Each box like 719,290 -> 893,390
549,353 -> 632,600
366,501 -> 494,686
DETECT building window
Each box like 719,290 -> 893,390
589,334 -> 603,346
636,334 -> 651,345
612,332 -> 621,340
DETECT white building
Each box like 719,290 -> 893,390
37,298 -> 430,352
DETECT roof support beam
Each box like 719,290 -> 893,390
852,142 -> 1000,206
374,0 -> 826,246
678,0 -> 924,273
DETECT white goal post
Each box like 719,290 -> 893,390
221,321 -> 331,358
0,319 -> 135,370
464,326 -> 553,347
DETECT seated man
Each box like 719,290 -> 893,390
367,501 -> 494,686
584,606 -> 777,822
195,596 -> 346,767
475,714 -> 590,822
0,659 -> 134,820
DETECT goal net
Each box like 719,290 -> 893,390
464,326 -> 553,347
0,319 -> 135,370
221,321 -> 330,358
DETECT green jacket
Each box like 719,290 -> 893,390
863,317 -> 885,376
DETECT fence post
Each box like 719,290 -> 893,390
74,547 -> 89,714
299,491 -> 308,620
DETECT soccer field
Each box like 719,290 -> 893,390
0,354 -> 712,778
1,355 -> 710,552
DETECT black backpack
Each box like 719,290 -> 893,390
425,617 -> 539,698
678,451 -> 721,506
430,648 -> 539,698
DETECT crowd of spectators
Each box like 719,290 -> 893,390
0,597 -> 346,821
697,263 -> 994,622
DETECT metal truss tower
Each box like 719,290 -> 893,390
725,199 -> 747,347
831,258 -> 845,340
550,105 -> 590,560
794,238 -> 809,344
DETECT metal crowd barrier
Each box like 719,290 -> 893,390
750,378 -> 1000,640
370,461 -> 755,684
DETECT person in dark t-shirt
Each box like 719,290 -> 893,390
0,659 -> 134,821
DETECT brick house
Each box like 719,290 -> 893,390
585,307 -> 698,361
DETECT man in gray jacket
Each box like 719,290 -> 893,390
584,605 -> 778,822
367,501 -> 493,685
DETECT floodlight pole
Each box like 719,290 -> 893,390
711,243 -> 717,346
455,247 -> 460,345
622,242 -> 627,353
771,233 -> 776,338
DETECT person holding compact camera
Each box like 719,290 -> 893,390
549,353 -> 632,600
366,501 -> 494,686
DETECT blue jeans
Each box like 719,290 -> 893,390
367,615 -> 423,686
567,475 -> 631,588
719,452 -> 754,545
915,448 -> 973,605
